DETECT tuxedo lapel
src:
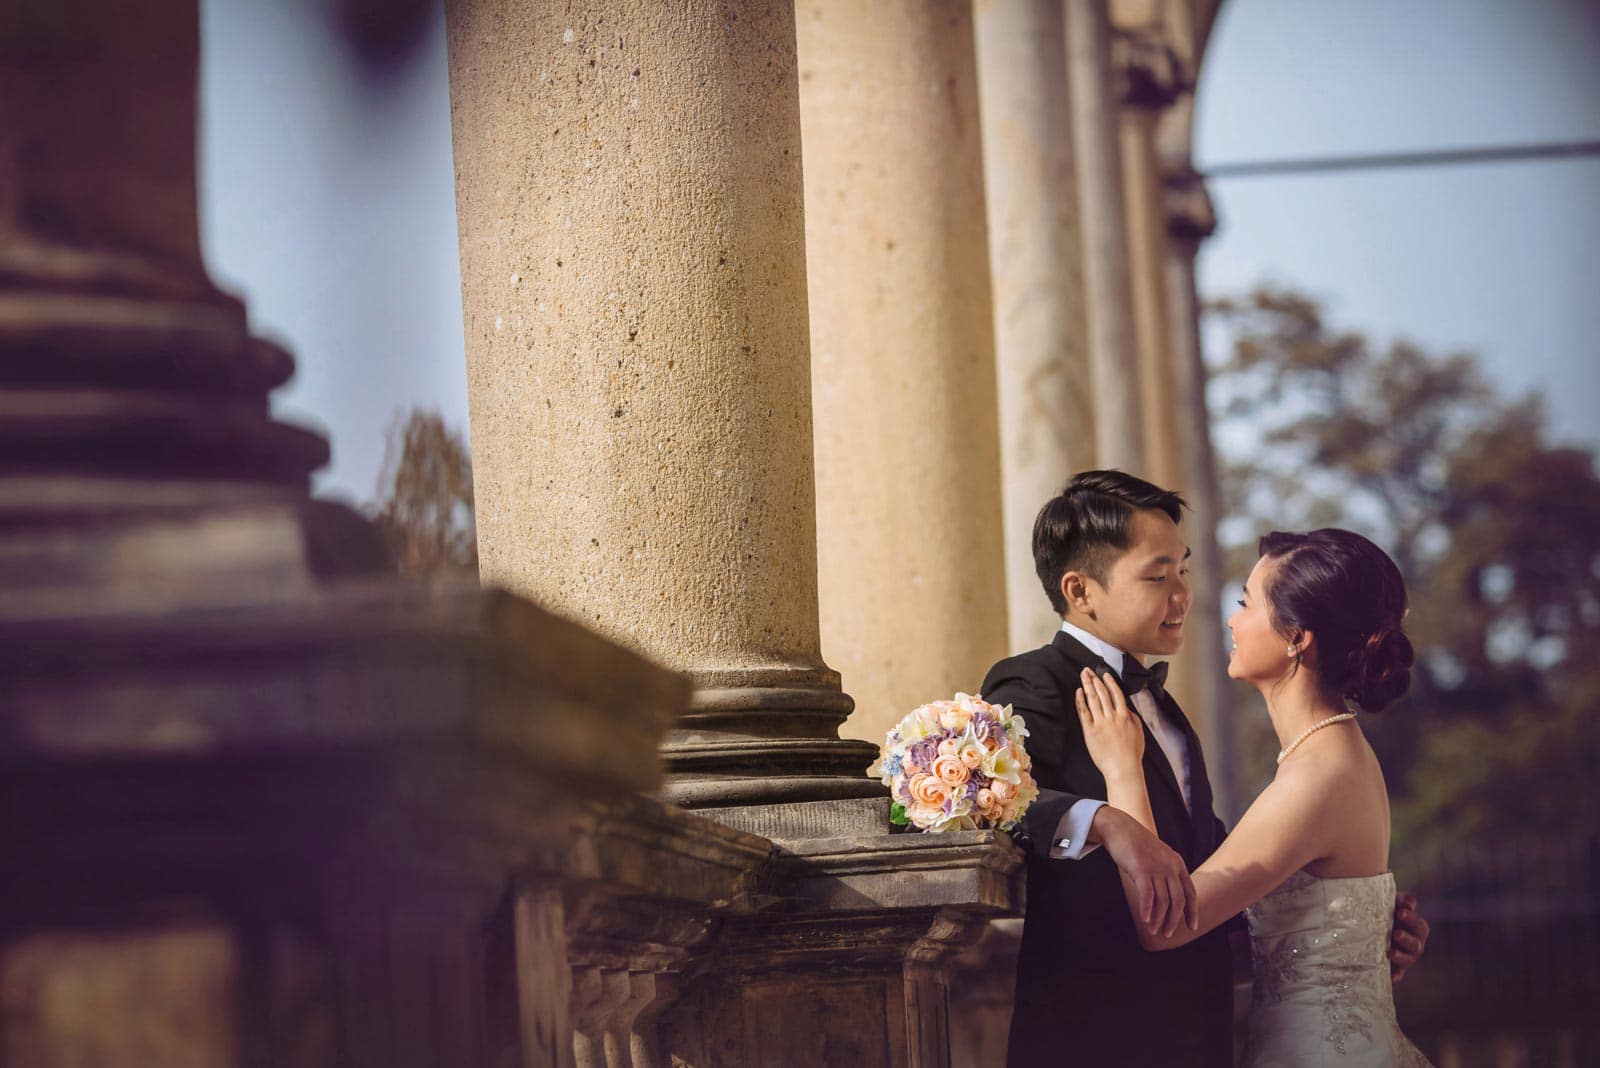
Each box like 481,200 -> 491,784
1160,691 -> 1218,860
1049,632 -> 1193,839
1136,706 -> 1189,832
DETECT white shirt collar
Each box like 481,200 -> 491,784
1058,619 -> 1126,677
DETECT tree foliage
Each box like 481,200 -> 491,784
1205,287 -> 1600,884
369,409 -> 478,577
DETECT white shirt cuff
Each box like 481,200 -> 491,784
1048,798 -> 1105,860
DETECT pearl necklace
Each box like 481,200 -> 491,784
1276,712 -> 1357,765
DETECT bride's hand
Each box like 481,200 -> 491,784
1076,668 -> 1145,781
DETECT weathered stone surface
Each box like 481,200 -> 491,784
974,0 -> 1098,654
695,795 -> 890,840
771,829 -> 1023,913
445,0 -> 881,812
0,576 -> 692,1067
0,923 -> 241,1068
797,0 -> 1010,748
1163,166 -> 1237,814
1066,0 -> 1147,475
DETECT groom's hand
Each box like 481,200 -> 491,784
1092,806 -> 1198,937
1389,891 -> 1430,983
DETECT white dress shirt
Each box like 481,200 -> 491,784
1049,620 -> 1191,859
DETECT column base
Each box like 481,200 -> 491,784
661,665 -> 888,821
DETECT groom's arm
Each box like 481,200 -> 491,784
984,659 -> 1198,938
983,661 -> 1100,861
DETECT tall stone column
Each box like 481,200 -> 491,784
1113,27 -> 1187,493
797,0 -> 1009,746
974,0 -> 1095,654
1163,164 -> 1239,819
1065,0 -> 1146,476
445,0 -> 880,821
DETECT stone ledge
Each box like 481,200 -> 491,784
772,828 -> 1025,913
0,578 -> 685,800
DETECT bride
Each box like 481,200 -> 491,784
1077,528 -> 1431,1066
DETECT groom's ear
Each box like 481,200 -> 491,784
1061,571 -> 1095,617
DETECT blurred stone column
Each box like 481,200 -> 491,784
1163,164 -> 1238,819
974,0 -> 1095,654
797,0 -> 1010,745
0,3 -> 692,1065
445,0 -> 880,824
1113,26 -> 1187,492
1065,0 -> 1146,475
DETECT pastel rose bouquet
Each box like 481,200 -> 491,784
867,692 -> 1039,833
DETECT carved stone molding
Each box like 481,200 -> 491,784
1163,166 -> 1219,252
1112,27 -> 1188,110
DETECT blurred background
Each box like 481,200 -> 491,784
198,0 -> 1599,1063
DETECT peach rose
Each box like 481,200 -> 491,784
932,754 -> 970,787
908,800 -> 945,828
990,778 -> 1017,802
976,787 -> 1003,819
937,737 -> 959,758
958,740 -> 987,769
910,773 -> 948,806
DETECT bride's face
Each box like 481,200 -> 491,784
1226,556 -> 1293,684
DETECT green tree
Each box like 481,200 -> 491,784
1205,287 -> 1600,884
369,409 -> 478,577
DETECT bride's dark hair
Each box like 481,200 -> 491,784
1258,528 -> 1414,714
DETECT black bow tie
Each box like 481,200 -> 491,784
1118,658 -> 1169,701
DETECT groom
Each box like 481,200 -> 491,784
985,470 -> 1429,1067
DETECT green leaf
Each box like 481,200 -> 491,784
889,801 -> 910,827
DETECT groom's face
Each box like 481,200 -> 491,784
1081,508 -> 1192,658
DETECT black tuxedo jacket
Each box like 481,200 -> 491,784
984,630 -> 1235,1068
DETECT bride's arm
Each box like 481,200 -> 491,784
1076,670 -> 1333,951
1076,671 -> 1191,937
1122,765 -> 1334,951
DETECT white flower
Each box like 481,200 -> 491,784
981,744 -> 1023,785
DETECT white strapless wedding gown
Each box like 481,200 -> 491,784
1241,870 -> 1432,1067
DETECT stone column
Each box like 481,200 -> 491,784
974,0 -> 1095,654
798,0 -> 1010,746
0,4 -> 692,1065
445,0 -> 880,821
1113,26 -> 1187,492
1163,164 -> 1239,819
1065,0 -> 1146,475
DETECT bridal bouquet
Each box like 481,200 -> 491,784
868,693 -> 1038,832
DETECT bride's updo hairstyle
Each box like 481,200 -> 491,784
1258,529 -> 1414,714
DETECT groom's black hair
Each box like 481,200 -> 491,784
1033,469 -> 1187,614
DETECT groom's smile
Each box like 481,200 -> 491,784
1070,508 -> 1194,659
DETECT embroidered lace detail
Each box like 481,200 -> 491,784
1242,871 -> 1433,1066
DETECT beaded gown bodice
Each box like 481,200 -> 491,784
1242,870 -> 1432,1067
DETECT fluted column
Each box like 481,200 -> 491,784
974,0 -> 1095,654
445,0 -> 879,814
1113,26 -> 1187,492
798,0 -> 1009,745
1065,0 -> 1146,475
1163,165 -> 1238,819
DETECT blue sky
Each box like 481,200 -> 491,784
1196,0 -> 1600,452
199,0 -> 1600,505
